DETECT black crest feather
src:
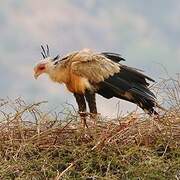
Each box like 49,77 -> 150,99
52,55 -> 60,61
41,44 -> 50,58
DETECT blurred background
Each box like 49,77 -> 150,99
0,0 -> 180,117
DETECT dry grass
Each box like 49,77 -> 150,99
0,78 -> 180,179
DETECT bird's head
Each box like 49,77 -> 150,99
34,45 -> 59,79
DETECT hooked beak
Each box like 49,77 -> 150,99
34,72 -> 40,79
33,62 -> 47,80
33,66 -> 42,79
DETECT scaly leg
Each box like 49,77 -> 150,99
74,93 -> 88,128
85,91 -> 98,125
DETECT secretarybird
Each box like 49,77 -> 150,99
34,45 -> 159,126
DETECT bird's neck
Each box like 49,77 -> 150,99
66,72 -> 91,94
48,66 -> 92,94
48,67 -> 70,84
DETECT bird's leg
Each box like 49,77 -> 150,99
73,93 -> 88,128
85,91 -> 98,125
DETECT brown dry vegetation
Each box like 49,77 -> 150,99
0,77 -> 180,180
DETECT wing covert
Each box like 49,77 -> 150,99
71,52 -> 120,83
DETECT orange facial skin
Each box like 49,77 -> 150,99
34,63 -> 47,79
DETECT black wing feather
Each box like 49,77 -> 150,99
101,52 -> 125,63
97,66 -> 157,115
120,65 -> 155,84
100,52 -> 154,84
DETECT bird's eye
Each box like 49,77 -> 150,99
38,64 -> 45,71
39,67 -> 45,70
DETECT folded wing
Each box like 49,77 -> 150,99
71,52 -> 120,83
97,53 -> 157,114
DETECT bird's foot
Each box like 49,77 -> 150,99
78,111 -> 94,139
78,112 -> 101,128
79,111 -> 89,128
89,113 -> 101,126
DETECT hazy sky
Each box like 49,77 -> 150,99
0,0 -> 180,117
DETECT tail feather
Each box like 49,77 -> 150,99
97,72 -> 159,115
131,92 -> 158,115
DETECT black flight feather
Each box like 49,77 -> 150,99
101,52 -> 125,63
97,66 -> 157,115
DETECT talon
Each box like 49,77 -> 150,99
89,113 -> 100,126
78,111 -> 88,128
78,111 -> 88,117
